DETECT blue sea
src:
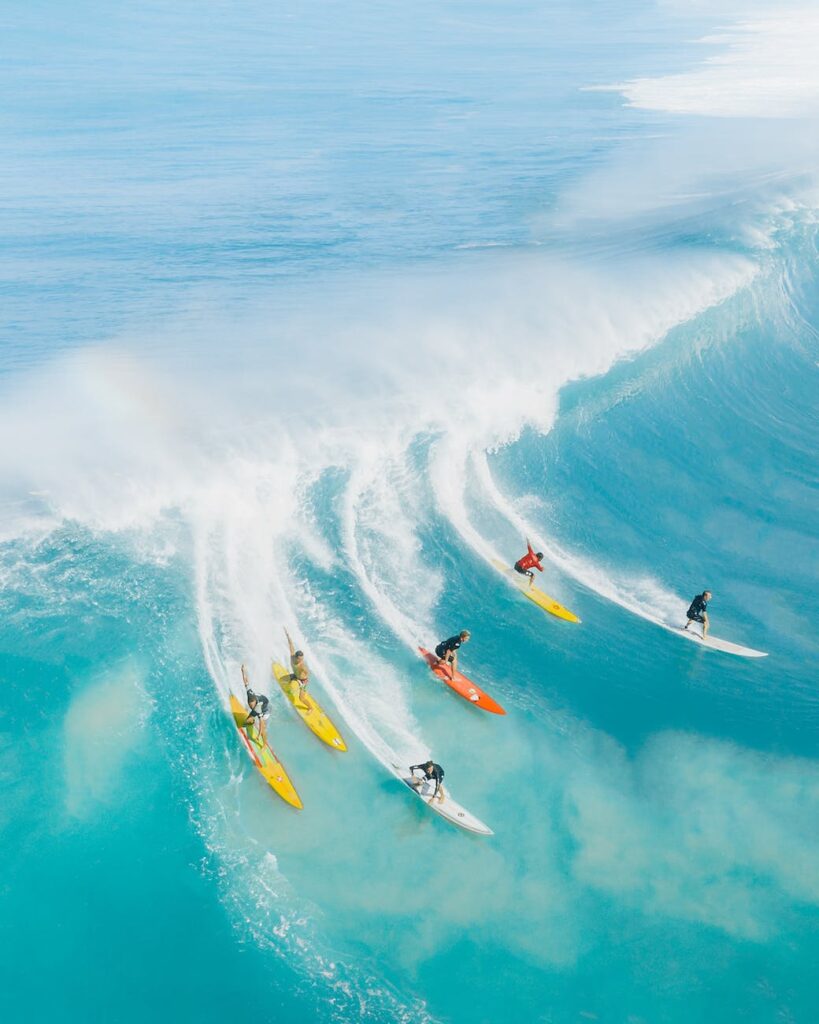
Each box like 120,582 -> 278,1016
2,3 -> 818,1022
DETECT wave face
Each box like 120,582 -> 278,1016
2,3 -> 819,1023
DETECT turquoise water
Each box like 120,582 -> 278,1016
2,3 -> 819,1022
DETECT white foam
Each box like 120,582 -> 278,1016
0,247 -> 760,779
597,8 -> 819,119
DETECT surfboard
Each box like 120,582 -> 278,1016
272,662 -> 348,751
418,648 -> 506,715
391,764 -> 493,836
229,695 -> 303,809
666,623 -> 768,658
491,558 -> 580,623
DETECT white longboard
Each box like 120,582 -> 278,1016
392,765 -> 493,836
665,622 -> 767,658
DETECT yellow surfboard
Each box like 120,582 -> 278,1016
229,695 -> 303,809
491,558 -> 581,623
272,662 -> 347,752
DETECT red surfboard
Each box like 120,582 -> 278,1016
418,648 -> 506,715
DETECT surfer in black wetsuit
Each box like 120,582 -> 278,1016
241,664 -> 270,744
684,590 -> 712,637
409,760 -> 446,804
434,630 -> 471,677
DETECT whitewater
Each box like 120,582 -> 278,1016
2,2 -> 818,1023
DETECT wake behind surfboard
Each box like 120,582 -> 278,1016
490,558 -> 580,623
665,622 -> 768,658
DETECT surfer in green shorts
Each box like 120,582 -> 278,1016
241,664 -> 270,745
284,628 -> 310,709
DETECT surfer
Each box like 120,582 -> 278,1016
284,628 -> 310,709
434,630 -> 470,677
684,590 -> 712,637
241,664 -> 270,744
514,540 -> 544,589
409,760 -> 446,804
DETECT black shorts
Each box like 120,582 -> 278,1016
434,643 -> 451,659
514,561 -> 533,578
687,611 -> 705,624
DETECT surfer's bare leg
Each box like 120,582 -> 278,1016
437,653 -> 455,678
702,613 -> 709,638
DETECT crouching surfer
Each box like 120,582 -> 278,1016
241,664 -> 270,745
409,760 -> 446,805
434,630 -> 471,677
514,540 -> 544,589
684,590 -> 712,638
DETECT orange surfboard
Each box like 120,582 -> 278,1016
418,648 -> 506,715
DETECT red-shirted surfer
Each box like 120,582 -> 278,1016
514,540 -> 544,589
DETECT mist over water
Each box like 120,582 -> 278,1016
2,3 -> 819,1023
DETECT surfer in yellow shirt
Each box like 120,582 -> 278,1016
284,628 -> 310,709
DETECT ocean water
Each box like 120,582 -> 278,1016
2,3 -> 819,1023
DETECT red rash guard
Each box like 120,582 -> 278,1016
516,545 -> 543,573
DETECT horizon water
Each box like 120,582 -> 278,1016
2,3 -> 819,1023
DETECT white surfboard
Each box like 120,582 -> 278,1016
665,622 -> 767,658
392,765 -> 493,836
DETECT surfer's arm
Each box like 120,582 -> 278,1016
241,664 -> 250,691
284,628 -> 296,657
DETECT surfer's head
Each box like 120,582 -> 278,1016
294,650 -> 304,660
703,590 -> 712,600
536,552 -> 544,560
459,630 -> 471,642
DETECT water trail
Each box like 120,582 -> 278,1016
472,449 -> 688,625
428,431 -> 684,627
339,454 -> 426,651
189,452 -> 435,771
